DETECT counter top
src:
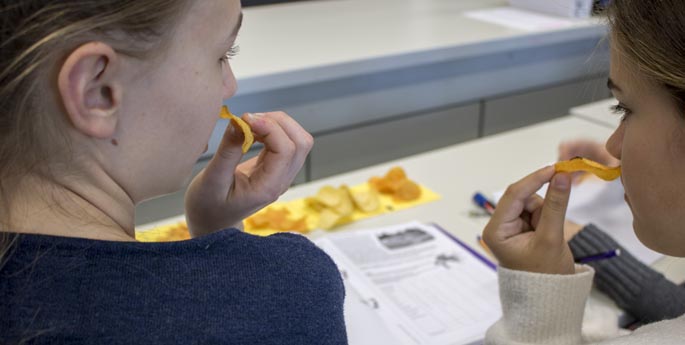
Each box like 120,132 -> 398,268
233,0 -> 607,94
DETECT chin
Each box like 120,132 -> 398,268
138,166 -> 195,204
137,181 -> 186,204
633,220 -> 685,257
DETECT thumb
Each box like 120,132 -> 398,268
536,173 -> 572,243
203,122 -> 244,185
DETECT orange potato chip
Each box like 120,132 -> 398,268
554,157 -> 621,181
385,166 -> 407,181
368,166 -> 422,202
277,217 -> 308,233
220,105 -> 254,154
393,180 -> 422,202
245,207 -> 309,233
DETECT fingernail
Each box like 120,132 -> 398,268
554,173 -> 571,190
246,112 -> 265,120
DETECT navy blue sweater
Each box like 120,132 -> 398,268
0,229 -> 348,344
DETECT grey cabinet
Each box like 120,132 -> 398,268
309,104 -> 479,180
482,77 -> 611,136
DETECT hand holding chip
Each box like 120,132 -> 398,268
482,166 -> 576,275
184,108 -> 313,237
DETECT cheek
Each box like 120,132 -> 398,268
170,61 -> 229,148
189,68 -> 227,127
619,126 -> 655,226
623,125 -> 685,255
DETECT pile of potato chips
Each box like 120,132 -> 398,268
137,166 -> 430,241
245,166 -> 423,232
305,185 -> 380,229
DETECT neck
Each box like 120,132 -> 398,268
6,173 -> 136,242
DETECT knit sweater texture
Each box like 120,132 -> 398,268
0,228 -> 348,345
485,265 -> 685,344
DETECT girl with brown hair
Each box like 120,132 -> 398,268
0,1 -> 346,343
483,0 -> 685,343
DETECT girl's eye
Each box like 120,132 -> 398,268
220,44 -> 240,63
610,103 -> 632,122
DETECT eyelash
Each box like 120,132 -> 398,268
610,103 -> 632,122
220,44 -> 240,63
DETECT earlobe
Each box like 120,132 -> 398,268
58,42 -> 121,139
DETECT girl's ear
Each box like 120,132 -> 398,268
58,41 -> 122,139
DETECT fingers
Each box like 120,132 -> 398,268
246,111 -> 313,182
482,167 -> 575,275
484,166 -> 554,245
241,111 -> 313,202
536,173 -> 572,244
563,220 -> 583,242
492,166 -> 555,225
526,195 -> 544,228
245,112 -> 295,156
203,122 -> 244,189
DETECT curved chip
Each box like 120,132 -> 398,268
393,180 -> 421,202
554,157 -> 621,181
220,105 -> 254,154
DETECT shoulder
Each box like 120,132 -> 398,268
210,231 -> 348,341
236,231 -> 344,286
1,230 -> 348,344
255,232 -> 336,265
198,229 -> 344,290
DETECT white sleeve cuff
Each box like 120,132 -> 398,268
488,265 -> 594,344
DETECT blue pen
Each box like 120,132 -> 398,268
473,192 -> 496,215
575,249 -> 621,263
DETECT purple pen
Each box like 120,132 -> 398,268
575,249 -> 621,264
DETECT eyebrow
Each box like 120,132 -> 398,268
607,78 -> 622,92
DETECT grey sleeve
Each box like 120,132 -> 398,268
569,224 -> 685,324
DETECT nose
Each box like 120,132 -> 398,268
605,121 -> 625,161
222,63 -> 238,99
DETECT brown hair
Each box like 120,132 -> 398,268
607,0 -> 685,109
0,1 -> 190,263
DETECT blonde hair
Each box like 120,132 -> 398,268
0,0 -> 190,261
607,0 -> 685,109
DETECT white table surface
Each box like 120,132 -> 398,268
570,97 -> 621,129
234,0 -> 606,95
